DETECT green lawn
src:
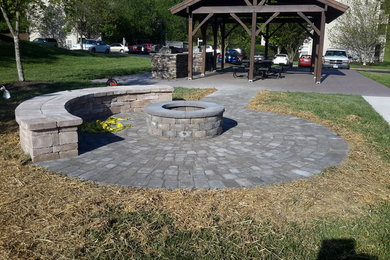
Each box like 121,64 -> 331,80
359,71 -> 390,88
0,40 -> 152,121
351,40 -> 390,87
351,61 -> 390,70
0,40 -> 151,83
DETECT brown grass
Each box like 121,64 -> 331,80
173,87 -> 217,101
0,90 -> 389,258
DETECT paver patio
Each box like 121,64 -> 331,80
37,72 -> 351,189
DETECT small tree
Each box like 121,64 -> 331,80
0,0 -> 38,81
329,0 -> 387,65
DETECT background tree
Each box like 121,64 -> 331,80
329,0 -> 387,65
0,0 -> 39,81
269,23 -> 310,61
29,2 -> 67,46
0,14 -> 7,31
62,0 -> 115,49
107,0 -> 186,44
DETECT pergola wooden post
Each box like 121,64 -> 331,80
314,11 -> 326,84
187,11 -> 193,80
201,25 -> 207,76
212,21 -> 218,71
248,0 -> 258,82
265,24 -> 270,59
171,0 -> 348,84
221,22 -> 225,70
311,28 -> 318,72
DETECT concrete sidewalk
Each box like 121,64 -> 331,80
363,96 -> 390,124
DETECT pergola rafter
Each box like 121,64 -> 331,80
170,0 -> 348,84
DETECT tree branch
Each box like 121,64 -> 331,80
0,3 -> 17,37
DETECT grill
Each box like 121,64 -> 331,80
329,60 -> 343,64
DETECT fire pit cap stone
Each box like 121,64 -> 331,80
145,101 -> 225,119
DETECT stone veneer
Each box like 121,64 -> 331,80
15,85 -> 173,162
151,52 -> 214,79
145,101 -> 225,140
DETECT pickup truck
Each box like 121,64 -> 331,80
323,49 -> 350,69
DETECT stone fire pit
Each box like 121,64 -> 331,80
145,101 -> 225,139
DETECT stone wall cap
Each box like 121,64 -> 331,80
145,101 -> 225,119
20,118 -> 58,131
16,85 -> 174,130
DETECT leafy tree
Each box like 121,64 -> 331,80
269,23 -> 310,61
108,0 -> 186,44
29,1 -> 67,46
62,0 -> 115,48
329,0 -> 387,65
0,14 -> 8,31
0,0 -> 40,81
156,0 -> 187,42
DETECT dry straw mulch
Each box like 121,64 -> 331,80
1,90 -> 390,258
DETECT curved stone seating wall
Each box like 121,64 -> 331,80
15,85 -> 173,162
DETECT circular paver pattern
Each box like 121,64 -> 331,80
37,95 -> 348,189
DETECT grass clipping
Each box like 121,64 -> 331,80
1,90 -> 390,258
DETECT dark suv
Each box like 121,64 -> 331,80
32,38 -> 58,47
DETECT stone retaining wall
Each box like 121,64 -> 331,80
151,52 -> 214,79
146,115 -> 223,139
15,85 -> 173,162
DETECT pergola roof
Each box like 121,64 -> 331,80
170,0 -> 348,23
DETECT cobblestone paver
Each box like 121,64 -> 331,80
37,86 -> 348,189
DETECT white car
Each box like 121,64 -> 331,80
323,49 -> 350,69
110,43 -> 129,53
71,39 -> 110,54
273,54 -> 290,65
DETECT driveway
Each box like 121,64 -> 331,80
102,68 -> 390,96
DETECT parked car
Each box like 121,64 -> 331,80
140,43 -> 156,54
203,45 -> 214,52
110,43 -> 129,53
323,49 -> 350,69
32,38 -> 58,47
298,55 -> 312,67
227,49 -> 242,64
70,39 -> 110,53
71,39 -> 110,53
254,53 -> 265,62
273,54 -> 290,66
128,45 -> 139,53
218,49 -> 245,64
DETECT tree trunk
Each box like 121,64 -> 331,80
14,35 -> 25,81
362,52 -> 367,66
0,6 -> 25,81
288,49 -> 296,63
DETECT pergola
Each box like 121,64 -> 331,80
170,0 -> 348,84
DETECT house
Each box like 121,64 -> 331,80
28,0 -> 96,49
